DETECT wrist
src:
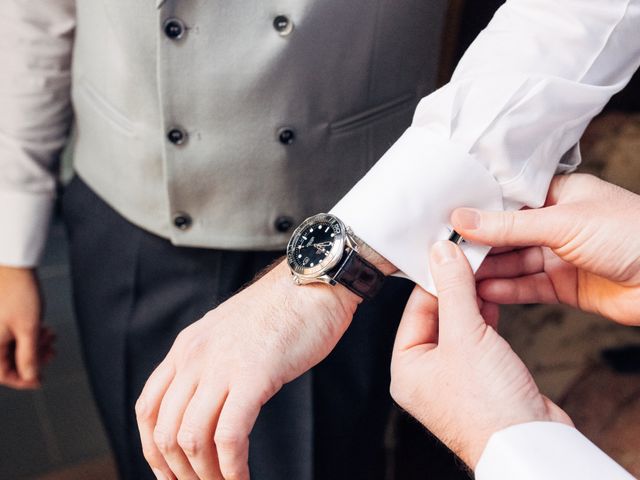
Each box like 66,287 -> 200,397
0,264 -> 35,274
272,259 -> 361,329
463,409 -> 573,469
0,265 -> 37,284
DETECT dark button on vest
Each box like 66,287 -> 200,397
275,216 -> 294,233
164,18 -> 186,40
173,213 -> 192,230
167,128 -> 187,145
278,128 -> 296,145
273,15 -> 294,36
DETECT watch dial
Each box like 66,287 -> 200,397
290,220 -> 341,270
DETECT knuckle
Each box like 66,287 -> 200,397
134,397 -> 149,419
214,429 -> 242,452
221,468 -> 241,480
174,331 -> 207,362
141,446 -> 164,467
153,426 -> 178,454
177,425 -> 207,457
500,210 -> 517,237
219,462 -> 243,480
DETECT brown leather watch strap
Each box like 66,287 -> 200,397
330,248 -> 386,301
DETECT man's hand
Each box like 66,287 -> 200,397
136,260 -> 364,480
0,266 -> 54,389
451,174 -> 640,325
390,241 -> 571,469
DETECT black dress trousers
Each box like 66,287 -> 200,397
62,176 -> 414,480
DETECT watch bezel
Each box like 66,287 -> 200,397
286,213 -> 346,279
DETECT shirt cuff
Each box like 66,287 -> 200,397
476,422 -> 634,480
331,126 -> 503,295
0,190 -> 54,268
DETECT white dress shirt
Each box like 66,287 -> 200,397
333,0 -> 640,293
476,422 -> 635,480
0,1 -> 74,266
333,0 -> 640,475
1,0 -> 639,476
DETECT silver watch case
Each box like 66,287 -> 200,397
286,213 -> 358,286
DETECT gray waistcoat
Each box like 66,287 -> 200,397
71,0 -> 448,250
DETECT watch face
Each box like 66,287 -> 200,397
286,214 -> 346,278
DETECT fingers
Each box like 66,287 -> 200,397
136,361 -> 175,479
15,323 -> 39,384
478,273 -> 559,305
215,386 -> 263,480
179,383 -> 227,479
429,241 -> 484,343
0,327 -> 38,390
153,376 -> 200,479
451,206 -> 570,249
476,247 -> 545,281
0,328 -> 16,385
393,286 -> 439,354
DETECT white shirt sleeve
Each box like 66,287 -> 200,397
0,1 -> 75,267
332,0 -> 640,294
475,422 -> 635,480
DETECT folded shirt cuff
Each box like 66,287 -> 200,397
331,126 -> 503,295
0,190 -> 54,267
476,422 -> 634,480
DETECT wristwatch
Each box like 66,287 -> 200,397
286,213 -> 385,300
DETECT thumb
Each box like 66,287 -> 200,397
393,286 -> 439,354
451,206 -> 570,249
430,241 -> 484,343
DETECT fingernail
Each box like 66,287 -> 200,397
152,469 -> 168,480
453,208 -> 481,230
432,240 -> 459,265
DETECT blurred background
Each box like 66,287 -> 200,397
1,1 -> 639,479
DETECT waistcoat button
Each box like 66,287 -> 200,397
278,128 -> 296,145
275,216 -> 294,233
173,213 -> 192,230
167,128 -> 187,145
164,18 -> 186,40
273,15 -> 294,36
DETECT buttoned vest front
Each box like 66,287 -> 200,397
70,0 -> 448,250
